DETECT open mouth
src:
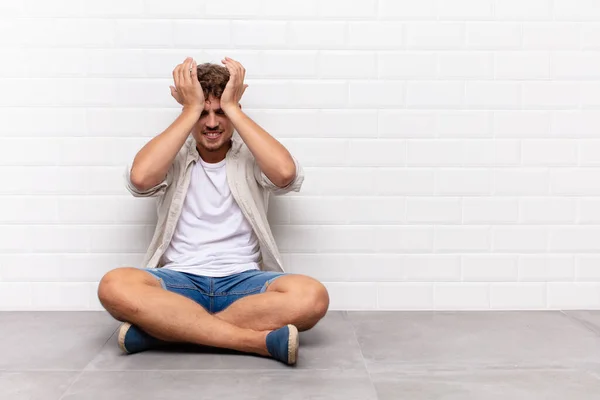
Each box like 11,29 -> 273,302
204,132 -> 222,140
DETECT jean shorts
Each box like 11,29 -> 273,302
144,267 -> 287,314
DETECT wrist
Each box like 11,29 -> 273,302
223,104 -> 241,116
182,105 -> 203,116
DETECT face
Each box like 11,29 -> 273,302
192,95 -> 234,160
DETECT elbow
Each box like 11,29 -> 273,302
130,167 -> 155,192
274,165 -> 296,188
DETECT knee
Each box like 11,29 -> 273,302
299,281 -> 330,330
97,267 -> 140,319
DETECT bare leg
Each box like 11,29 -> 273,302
98,268 -> 270,357
214,275 -> 330,332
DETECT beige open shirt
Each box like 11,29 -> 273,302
124,132 -> 305,273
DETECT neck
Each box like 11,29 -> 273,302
196,139 -> 232,164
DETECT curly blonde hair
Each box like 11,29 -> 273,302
196,63 -> 230,100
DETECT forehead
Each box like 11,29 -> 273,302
204,96 -> 221,111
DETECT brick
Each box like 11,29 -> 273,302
549,227 -> 600,251
378,283 -> 434,310
436,111 -> 492,138
375,226 -> 434,252
115,20 -> 173,48
493,227 -> 548,252
494,111 -> 551,138
348,22 -> 404,49
547,283 -> 600,308
379,0 -> 436,19
579,199 -> 600,223
519,198 -> 577,224
521,139 -> 578,166
288,22 -> 346,48
434,227 -> 491,251
348,139 -> 406,166
318,0 -> 377,18
555,0 -> 600,20
346,197 -> 407,224
205,0 -> 261,17
466,23 -> 521,49
438,52 -> 494,79
495,169 -> 549,195
465,82 -> 520,109
438,0 -> 493,20
550,169 -> 600,195
551,111 -> 600,138
261,0 -> 318,17
260,51 -> 318,78
350,81 -> 405,108
434,283 -> 490,310
522,82 -> 581,109
518,256 -> 575,281
319,51 -> 377,79
462,198 -> 519,224
143,0 -> 206,17
462,255 -> 519,281
232,21 -> 287,47
281,138 -> 347,167
379,52 -> 437,79
435,169 -> 493,195
490,284 -> 546,309
407,81 -> 465,108
173,21 -> 230,47
324,283 -> 378,310
406,23 -> 464,49
379,111 -> 436,138
522,23 -> 581,50
495,52 -> 550,80
494,0 -> 552,20
376,169 -> 436,195
406,198 -> 462,223
553,52 -> 600,79
576,256 -> 600,281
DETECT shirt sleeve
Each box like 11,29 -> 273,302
124,163 -> 173,198
253,155 -> 304,196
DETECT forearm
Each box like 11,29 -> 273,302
225,107 -> 296,187
130,107 -> 200,190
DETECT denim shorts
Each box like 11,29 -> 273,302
144,267 -> 287,314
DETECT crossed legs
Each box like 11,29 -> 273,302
97,267 -> 329,357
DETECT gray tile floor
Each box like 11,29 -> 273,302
2,310 -> 600,399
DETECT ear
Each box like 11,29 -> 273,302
238,103 -> 242,110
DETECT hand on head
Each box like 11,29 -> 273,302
169,57 -> 205,112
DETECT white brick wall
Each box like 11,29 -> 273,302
1,0 -> 600,311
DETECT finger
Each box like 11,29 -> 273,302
183,58 -> 193,85
179,59 -> 188,87
191,59 -> 198,82
173,64 -> 181,89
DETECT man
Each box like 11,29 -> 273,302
97,57 -> 329,366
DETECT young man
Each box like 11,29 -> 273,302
97,57 -> 329,366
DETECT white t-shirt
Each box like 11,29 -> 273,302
160,157 -> 261,277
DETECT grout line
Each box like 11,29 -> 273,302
58,325 -> 118,400
346,311 -> 379,398
559,310 -> 600,337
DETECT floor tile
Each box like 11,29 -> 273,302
86,311 -> 365,371
348,311 -> 600,372
372,369 -> 600,400
61,370 -> 378,399
0,371 -> 79,400
0,312 -> 118,370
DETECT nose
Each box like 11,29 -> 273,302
206,112 -> 218,129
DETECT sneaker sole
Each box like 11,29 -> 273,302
117,322 -> 131,354
287,324 -> 299,365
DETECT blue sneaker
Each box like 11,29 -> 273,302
265,324 -> 299,365
117,322 -> 165,354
